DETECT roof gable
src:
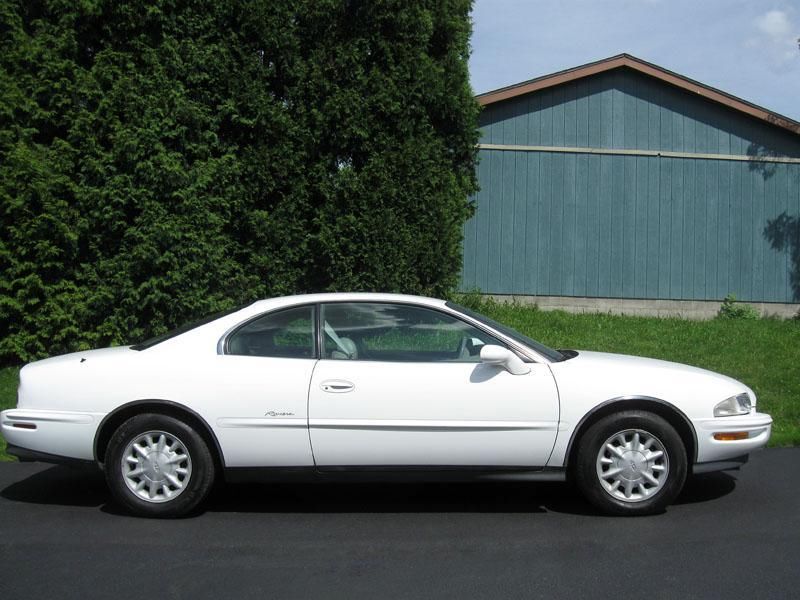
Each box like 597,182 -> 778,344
476,54 -> 800,136
477,67 -> 800,158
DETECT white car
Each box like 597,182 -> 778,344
1,293 -> 772,517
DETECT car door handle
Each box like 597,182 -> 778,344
320,380 -> 355,393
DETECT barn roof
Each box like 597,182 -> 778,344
476,54 -> 800,136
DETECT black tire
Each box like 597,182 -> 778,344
574,410 -> 687,516
105,413 -> 216,518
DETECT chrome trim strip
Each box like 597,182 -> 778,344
217,417 -> 308,429
309,419 -> 558,431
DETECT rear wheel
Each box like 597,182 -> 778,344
575,410 -> 687,516
105,413 -> 215,518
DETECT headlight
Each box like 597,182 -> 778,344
714,393 -> 752,417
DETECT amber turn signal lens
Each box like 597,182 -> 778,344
713,431 -> 748,441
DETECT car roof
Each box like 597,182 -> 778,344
247,292 -> 448,312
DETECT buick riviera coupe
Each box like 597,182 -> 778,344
1,293 -> 772,517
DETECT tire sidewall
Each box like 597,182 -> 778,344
575,410 -> 687,516
105,413 -> 215,518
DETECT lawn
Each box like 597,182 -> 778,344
0,366 -> 19,461
0,304 -> 797,461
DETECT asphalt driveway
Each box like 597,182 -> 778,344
0,448 -> 798,600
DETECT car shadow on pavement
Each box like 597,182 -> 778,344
1,464 -> 107,508
676,472 -> 738,505
1,464 -> 738,516
204,481 -> 560,514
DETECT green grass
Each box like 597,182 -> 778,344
0,367 -> 19,461
0,305 -> 797,461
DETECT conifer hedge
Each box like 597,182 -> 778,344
0,0 -> 479,363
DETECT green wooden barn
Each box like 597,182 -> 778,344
461,54 -> 800,316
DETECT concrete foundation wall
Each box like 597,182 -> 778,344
486,294 -> 799,320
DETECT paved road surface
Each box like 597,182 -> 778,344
0,448 -> 797,599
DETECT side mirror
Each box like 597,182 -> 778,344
479,345 -> 531,375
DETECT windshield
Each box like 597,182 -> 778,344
445,301 -> 565,362
130,303 -> 250,350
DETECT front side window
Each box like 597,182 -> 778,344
320,302 -> 502,362
445,301 -> 565,362
227,305 -> 316,359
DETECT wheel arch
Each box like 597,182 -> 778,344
94,400 -> 225,472
564,396 -> 697,472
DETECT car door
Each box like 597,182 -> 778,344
308,302 -> 560,468
206,304 -> 318,467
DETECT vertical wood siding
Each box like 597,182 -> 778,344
462,69 -> 800,303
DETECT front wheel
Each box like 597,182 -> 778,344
574,411 -> 687,516
105,414 -> 216,518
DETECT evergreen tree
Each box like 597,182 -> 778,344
0,0 -> 479,363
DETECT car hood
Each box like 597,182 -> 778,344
549,350 -> 752,419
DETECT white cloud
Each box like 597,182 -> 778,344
756,10 -> 791,38
751,9 -> 798,64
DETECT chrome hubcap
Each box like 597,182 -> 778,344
121,431 -> 192,503
596,429 -> 669,503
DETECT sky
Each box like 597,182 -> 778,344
469,0 -> 800,122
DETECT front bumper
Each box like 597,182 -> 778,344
1,409 -> 102,462
692,453 -> 749,474
693,411 -> 772,464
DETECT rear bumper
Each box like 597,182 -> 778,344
5,443 -> 96,467
693,411 -> 772,464
1,409 -> 102,462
